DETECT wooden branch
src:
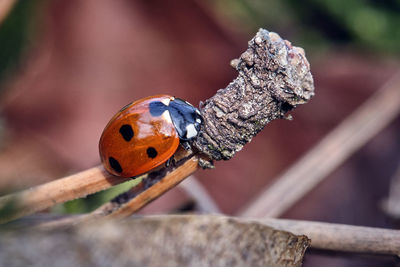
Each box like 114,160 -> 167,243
0,0 -> 16,24
0,166 -> 132,224
27,156 -> 212,227
259,218 -> 400,256
194,29 -> 314,161
240,71 -> 400,218
75,149 -> 196,219
105,157 -> 200,218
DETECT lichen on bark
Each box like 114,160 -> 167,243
194,28 -> 314,161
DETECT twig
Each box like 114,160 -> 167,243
78,149 -> 196,219
259,218 -> 400,256
105,157 -> 200,219
240,71 -> 400,218
0,166 -> 133,224
28,157 -> 208,227
0,0 -> 16,24
194,29 -> 314,160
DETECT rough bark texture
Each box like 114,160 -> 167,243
194,28 -> 314,160
1,215 -> 310,267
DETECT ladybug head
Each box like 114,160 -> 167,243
167,98 -> 203,141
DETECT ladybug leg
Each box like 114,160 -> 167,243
165,156 -> 176,168
181,141 -> 192,151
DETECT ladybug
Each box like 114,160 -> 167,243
99,95 -> 203,177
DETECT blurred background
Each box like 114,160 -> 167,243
0,0 -> 399,266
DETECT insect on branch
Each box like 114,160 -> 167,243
0,28 -> 314,224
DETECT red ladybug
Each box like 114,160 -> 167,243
99,95 -> 203,177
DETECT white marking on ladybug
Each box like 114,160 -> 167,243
161,110 -> 172,124
161,98 -> 171,106
196,109 -> 201,115
186,124 -> 198,139
196,118 -> 201,124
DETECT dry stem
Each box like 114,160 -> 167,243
105,157 -> 199,218
240,71 -> 400,218
0,166 -> 132,224
260,218 -> 400,256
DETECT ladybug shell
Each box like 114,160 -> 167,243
99,95 -> 180,177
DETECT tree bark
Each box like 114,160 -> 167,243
194,29 -> 314,160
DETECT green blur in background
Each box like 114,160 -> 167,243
214,0 -> 400,53
0,0 -> 37,89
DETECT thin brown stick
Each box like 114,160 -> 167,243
105,157 -> 199,219
79,149 -> 198,219
0,0 -> 16,24
240,71 -> 400,218
12,154 -> 200,228
0,166 -> 132,224
259,218 -> 400,256
127,215 -> 400,256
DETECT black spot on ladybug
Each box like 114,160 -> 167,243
149,101 -> 168,117
146,147 -> 158,158
119,124 -> 134,142
109,157 -> 122,173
